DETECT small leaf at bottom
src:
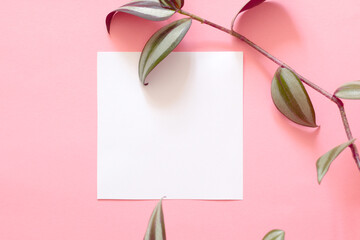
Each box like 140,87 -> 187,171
144,199 -> 166,240
263,229 -> 285,240
316,139 -> 356,184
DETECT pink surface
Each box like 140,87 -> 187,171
1,0 -> 360,239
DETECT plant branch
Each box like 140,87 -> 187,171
178,9 -> 360,168
333,96 -> 360,169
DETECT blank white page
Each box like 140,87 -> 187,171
97,52 -> 243,199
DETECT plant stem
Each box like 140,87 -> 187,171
178,9 -> 360,169
333,96 -> 360,169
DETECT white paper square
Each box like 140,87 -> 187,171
97,52 -> 243,199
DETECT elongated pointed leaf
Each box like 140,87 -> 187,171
263,229 -> 285,240
144,199 -> 166,240
271,67 -> 317,127
160,0 -> 184,9
139,18 -> 191,85
231,0 -> 266,30
316,139 -> 356,184
334,80 -> 360,99
106,0 -> 175,34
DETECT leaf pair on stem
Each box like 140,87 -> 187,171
271,66 -> 360,183
272,69 -> 359,183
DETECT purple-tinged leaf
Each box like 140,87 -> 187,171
160,0 -> 184,10
106,0 -> 175,34
271,67 -> 317,128
334,80 -> 360,99
316,139 -> 356,184
263,229 -> 285,240
139,18 -> 192,85
231,0 -> 266,31
144,199 -> 166,240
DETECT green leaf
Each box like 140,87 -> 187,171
144,199 -> 166,240
139,18 -> 192,85
106,0 -> 175,34
316,139 -> 356,184
263,229 -> 285,240
231,0 -> 266,30
160,0 -> 184,9
271,67 -> 317,128
334,80 -> 360,99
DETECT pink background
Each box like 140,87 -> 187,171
1,0 -> 360,239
